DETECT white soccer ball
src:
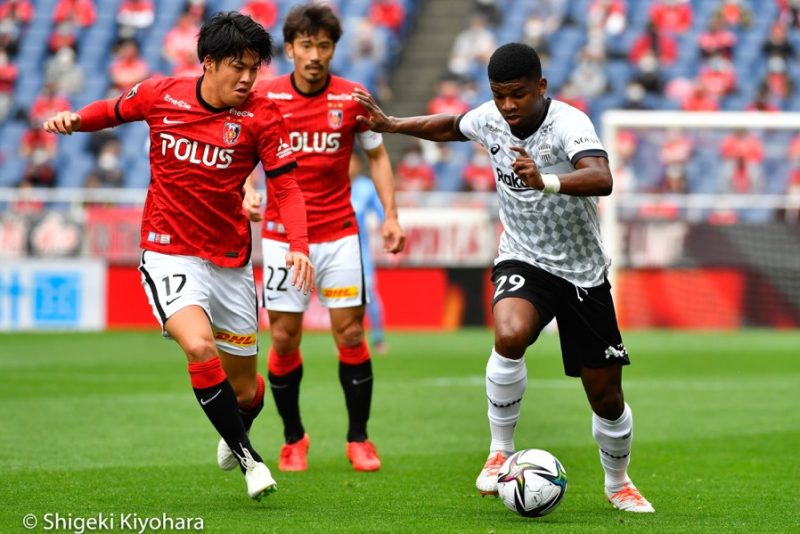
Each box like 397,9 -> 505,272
496,449 -> 567,517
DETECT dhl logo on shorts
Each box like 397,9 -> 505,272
321,286 -> 358,299
214,330 -> 257,346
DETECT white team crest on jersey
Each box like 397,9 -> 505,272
223,122 -> 241,146
328,109 -> 343,129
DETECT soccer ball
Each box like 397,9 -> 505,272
496,449 -> 567,517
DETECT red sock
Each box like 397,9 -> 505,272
338,340 -> 370,365
240,373 -> 266,411
268,347 -> 302,376
187,356 -> 226,389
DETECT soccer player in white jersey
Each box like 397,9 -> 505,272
353,43 -> 654,513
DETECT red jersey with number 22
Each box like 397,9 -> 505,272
256,74 -> 383,243
115,76 -> 299,267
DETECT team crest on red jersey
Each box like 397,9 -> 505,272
328,109 -> 343,129
223,122 -> 241,145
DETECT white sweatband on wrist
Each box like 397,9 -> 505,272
541,173 -> 561,194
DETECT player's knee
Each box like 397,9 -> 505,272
233,380 -> 257,406
494,324 -> 529,358
335,321 -> 364,347
270,327 -> 300,353
588,387 -> 624,420
182,338 -> 218,363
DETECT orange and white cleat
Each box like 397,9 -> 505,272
606,483 -> 655,513
475,451 -> 507,496
347,440 -> 381,471
278,434 -> 310,472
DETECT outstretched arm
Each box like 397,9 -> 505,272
42,99 -> 122,135
353,88 -> 468,143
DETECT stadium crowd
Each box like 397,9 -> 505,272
1,0 -> 799,216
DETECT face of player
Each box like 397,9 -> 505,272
202,49 -> 261,108
489,76 -> 548,138
285,30 -> 336,93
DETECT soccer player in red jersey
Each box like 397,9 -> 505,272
241,3 -> 405,473
42,12 -> 314,501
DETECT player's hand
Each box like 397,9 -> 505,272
242,188 -> 263,222
285,251 -> 315,295
510,146 -> 544,190
382,217 -> 405,254
42,111 -> 81,135
352,88 -> 394,133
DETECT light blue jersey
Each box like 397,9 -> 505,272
350,175 -> 385,345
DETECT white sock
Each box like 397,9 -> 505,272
485,348 -> 527,455
592,403 -> 633,492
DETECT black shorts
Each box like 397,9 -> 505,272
491,260 -> 630,377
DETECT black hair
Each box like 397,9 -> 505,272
197,11 -> 273,66
487,43 -> 542,83
283,3 -> 343,45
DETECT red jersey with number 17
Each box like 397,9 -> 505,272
256,74 -> 383,243
114,75 -> 300,267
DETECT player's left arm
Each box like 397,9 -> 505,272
363,143 -> 405,253
511,147 -> 613,196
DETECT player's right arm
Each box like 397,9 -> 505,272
353,88 -> 468,143
42,80 -> 154,135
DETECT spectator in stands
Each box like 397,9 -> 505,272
761,55 -> 794,102
84,138 -> 124,189
697,52 -> 737,100
164,12 -> 202,69
0,0 -> 33,56
172,49 -> 204,77
633,49 -> 665,94
649,0 -> 693,35
395,142 -> 435,191
555,80 -> 589,114
48,21 -> 78,54
786,134 -> 800,220
720,129 -> 764,193
714,0 -> 752,29
570,46 -> 608,99
621,81 -> 650,110
116,0 -> 155,36
109,38 -> 149,92
462,144 -> 494,192
183,0 -> 209,23
368,0 -> 405,34
474,0 -> 502,27
747,82 -> 780,111
350,18 -> 387,65
241,0 -> 278,31
0,0 -> 34,25
587,0 -> 626,36
611,130 -> 637,194
20,119 -> 58,188
448,14 -> 495,78
11,178 -> 45,214
53,0 -> 96,28
777,0 -> 800,28
699,13 -> 736,59
30,82 -> 71,123
427,74 -> 469,116
629,21 -> 678,66
0,47 -> 17,120
659,127 -> 693,185
521,12 -> 552,64
45,45 -> 85,96
762,21 -> 795,62
680,81 -> 720,111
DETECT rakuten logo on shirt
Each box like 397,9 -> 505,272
289,131 -> 341,153
159,133 -> 234,169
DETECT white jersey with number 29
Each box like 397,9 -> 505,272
457,98 -> 611,287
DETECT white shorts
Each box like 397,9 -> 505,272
262,234 -> 365,312
139,250 -> 259,356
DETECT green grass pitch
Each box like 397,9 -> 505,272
1,329 -> 799,533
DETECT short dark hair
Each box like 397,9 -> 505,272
283,3 -> 343,44
197,11 -> 273,65
487,43 -> 542,83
